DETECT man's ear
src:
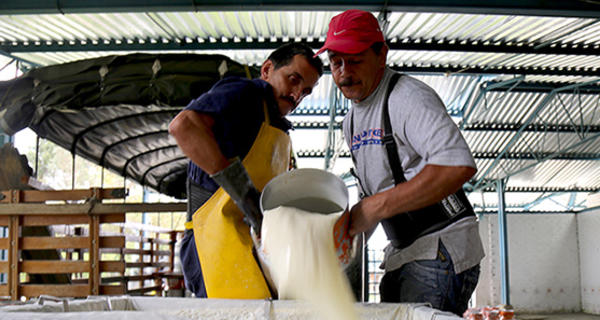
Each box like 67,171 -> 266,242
378,45 -> 389,67
260,60 -> 274,80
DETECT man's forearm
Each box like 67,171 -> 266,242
375,164 -> 475,220
169,110 -> 230,174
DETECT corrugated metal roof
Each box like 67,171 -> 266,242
1,7 -> 599,210
2,11 -> 600,74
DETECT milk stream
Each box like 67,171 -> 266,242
261,206 -> 359,320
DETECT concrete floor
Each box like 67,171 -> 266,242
519,313 -> 600,320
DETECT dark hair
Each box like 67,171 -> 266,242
267,43 -> 324,77
371,42 -> 386,55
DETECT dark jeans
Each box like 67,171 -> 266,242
180,230 -> 207,298
379,242 -> 480,316
180,178 -> 213,298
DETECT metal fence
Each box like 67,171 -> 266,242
367,248 -> 385,302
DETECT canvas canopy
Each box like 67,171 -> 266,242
0,53 -> 259,198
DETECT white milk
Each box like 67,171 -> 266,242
261,206 -> 359,320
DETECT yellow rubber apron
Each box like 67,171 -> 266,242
191,104 -> 290,299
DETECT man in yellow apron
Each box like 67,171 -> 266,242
169,43 -> 323,298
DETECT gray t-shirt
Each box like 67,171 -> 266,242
342,68 -> 484,274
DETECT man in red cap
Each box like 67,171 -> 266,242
316,9 -> 484,315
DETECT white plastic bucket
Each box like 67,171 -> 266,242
260,168 -> 348,214
259,168 -> 356,269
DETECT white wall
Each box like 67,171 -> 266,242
578,208 -> 600,314
475,214 -> 582,313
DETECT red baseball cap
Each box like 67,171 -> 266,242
315,9 -> 385,56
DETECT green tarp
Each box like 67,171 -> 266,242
0,53 -> 259,198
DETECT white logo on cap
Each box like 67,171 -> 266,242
333,29 -> 346,36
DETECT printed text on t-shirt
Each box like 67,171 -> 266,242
351,128 -> 383,151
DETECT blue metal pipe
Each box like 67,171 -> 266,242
496,178 -> 510,305
460,76 -> 523,129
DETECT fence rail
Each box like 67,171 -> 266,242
0,187 -> 185,300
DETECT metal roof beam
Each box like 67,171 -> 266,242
499,191 -> 576,211
293,121 -> 600,134
472,152 -> 600,160
462,123 -> 600,133
3,37 -> 599,56
323,81 -> 342,170
460,76 -> 524,129
292,121 -> 342,129
0,49 -> 39,69
296,149 -> 600,160
292,104 -> 349,116
2,0 -> 600,18
471,79 -> 600,191
486,81 -> 600,94
475,210 -> 580,214
390,65 -> 600,77
478,185 -> 600,193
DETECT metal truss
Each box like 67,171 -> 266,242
293,121 -> 600,136
477,184 -> 599,193
460,76 -> 526,128
476,209 -> 580,214
2,38 -> 599,77
0,51 -> 39,71
472,152 -> 600,160
3,36 -> 600,56
2,0 -> 600,18
292,121 -> 342,129
463,78 -> 600,192
292,104 -> 348,116
323,82 -> 341,170
473,191 -> 588,210
298,149 -> 600,162
522,192 -> 579,211
463,123 -> 600,133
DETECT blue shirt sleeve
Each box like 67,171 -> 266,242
182,77 -> 278,191
185,77 -> 263,116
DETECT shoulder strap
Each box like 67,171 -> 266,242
348,73 -> 403,187
381,73 -> 404,185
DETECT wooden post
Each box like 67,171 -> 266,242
138,229 -> 144,290
74,226 -> 82,280
88,215 -> 100,296
169,231 -> 177,272
151,232 -> 157,267
8,215 -> 19,300
152,232 -> 160,293
8,189 -> 20,301
119,225 -> 126,291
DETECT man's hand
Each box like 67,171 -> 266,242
348,193 -> 386,236
211,158 -> 263,235
347,164 -> 476,237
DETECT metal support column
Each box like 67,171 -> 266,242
496,179 -> 510,305
324,84 -> 339,170
142,187 -> 149,231
0,130 -> 13,146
